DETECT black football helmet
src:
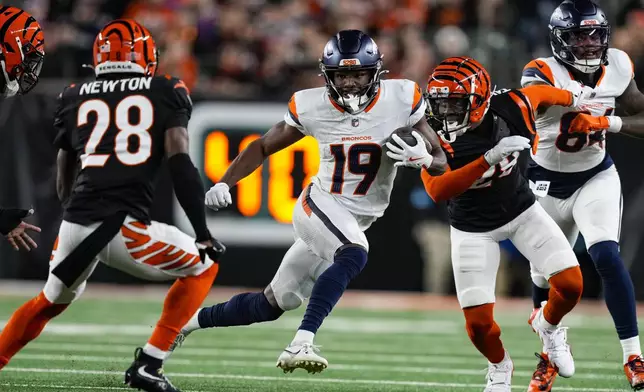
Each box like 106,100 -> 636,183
319,30 -> 386,114
549,0 -> 610,74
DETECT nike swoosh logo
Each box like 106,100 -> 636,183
535,61 -> 544,69
409,157 -> 423,162
137,365 -> 164,382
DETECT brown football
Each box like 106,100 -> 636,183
385,126 -> 431,154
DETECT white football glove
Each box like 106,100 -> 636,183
385,131 -> 434,169
205,183 -> 232,211
563,80 -> 594,111
484,135 -> 531,166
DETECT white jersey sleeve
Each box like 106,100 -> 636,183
398,80 -> 427,126
283,92 -> 309,135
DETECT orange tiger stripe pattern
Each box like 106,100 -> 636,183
93,19 -> 157,76
120,222 -> 200,271
426,57 -> 492,125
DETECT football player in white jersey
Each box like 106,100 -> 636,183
168,30 -> 447,373
521,1 -> 644,390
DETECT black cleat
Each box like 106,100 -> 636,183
124,347 -> 181,392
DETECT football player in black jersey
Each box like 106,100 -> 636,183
402,57 -> 585,391
0,19 -> 224,392
0,6 -> 44,250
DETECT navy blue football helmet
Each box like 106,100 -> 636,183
319,30 -> 386,114
549,0 -> 610,74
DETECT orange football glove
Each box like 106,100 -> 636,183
569,113 -> 609,134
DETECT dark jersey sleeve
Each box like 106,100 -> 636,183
53,89 -> 73,151
162,77 -> 192,130
489,89 -> 539,151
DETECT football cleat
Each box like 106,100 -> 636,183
484,351 -> 513,392
276,342 -> 328,374
624,355 -> 644,390
530,306 -> 575,378
124,347 -> 181,392
527,352 -> 558,392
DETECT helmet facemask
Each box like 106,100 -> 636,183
0,38 -> 44,97
551,25 -> 610,73
320,60 -> 386,114
425,82 -> 486,143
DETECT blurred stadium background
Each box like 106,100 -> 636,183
1,0 -> 644,302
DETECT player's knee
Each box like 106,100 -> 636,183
275,292 -> 303,311
531,273 -> 550,289
588,241 -> 623,278
268,284 -> 304,312
463,303 -> 497,337
43,277 -> 85,305
458,286 -> 494,309
334,244 -> 368,279
549,266 -> 583,302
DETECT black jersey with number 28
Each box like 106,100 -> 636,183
53,75 -> 192,225
442,89 -> 538,232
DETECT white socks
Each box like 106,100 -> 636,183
621,336 -> 642,364
143,343 -> 167,360
182,308 -> 202,334
293,329 -> 315,344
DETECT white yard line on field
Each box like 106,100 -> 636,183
9,354 -> 623,381
0,318 -> 460,335
21,341 -> 623,370
1,368 -> 631,392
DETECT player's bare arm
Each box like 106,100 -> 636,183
220,121 -> 304,187
412,118 -> 447,175
613,79 -> 644,138
56,149 -> 76,203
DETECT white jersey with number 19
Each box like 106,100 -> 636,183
284,79 -> 426,220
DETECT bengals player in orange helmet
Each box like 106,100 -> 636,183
0,6 -> 43,250
0,6 -> 44,98
419,57 -> 588,391
0,19 -> 224,392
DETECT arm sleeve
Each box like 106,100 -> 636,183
167,153 -> 211,242
53,90 -> 73,151
519,85 -> 572,109
420,156 -> 490,202
164,78 -> 193,129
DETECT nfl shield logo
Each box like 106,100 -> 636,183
352,118 -> 359,127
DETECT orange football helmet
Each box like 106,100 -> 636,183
93,19 -> 157,77
0,6 -> 45,97
425,57 -> 492,142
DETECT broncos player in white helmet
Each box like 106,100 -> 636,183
521,1 -> 644,390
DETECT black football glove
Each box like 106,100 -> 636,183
0,208 -> 34,235
196,237 -> 226,263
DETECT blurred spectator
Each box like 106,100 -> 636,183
14,0 -> 644,97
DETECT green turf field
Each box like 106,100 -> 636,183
0,292 -> 635,392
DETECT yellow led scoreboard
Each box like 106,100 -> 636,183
173,102 -> 319,246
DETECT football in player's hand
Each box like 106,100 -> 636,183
385,127 -> 431,153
